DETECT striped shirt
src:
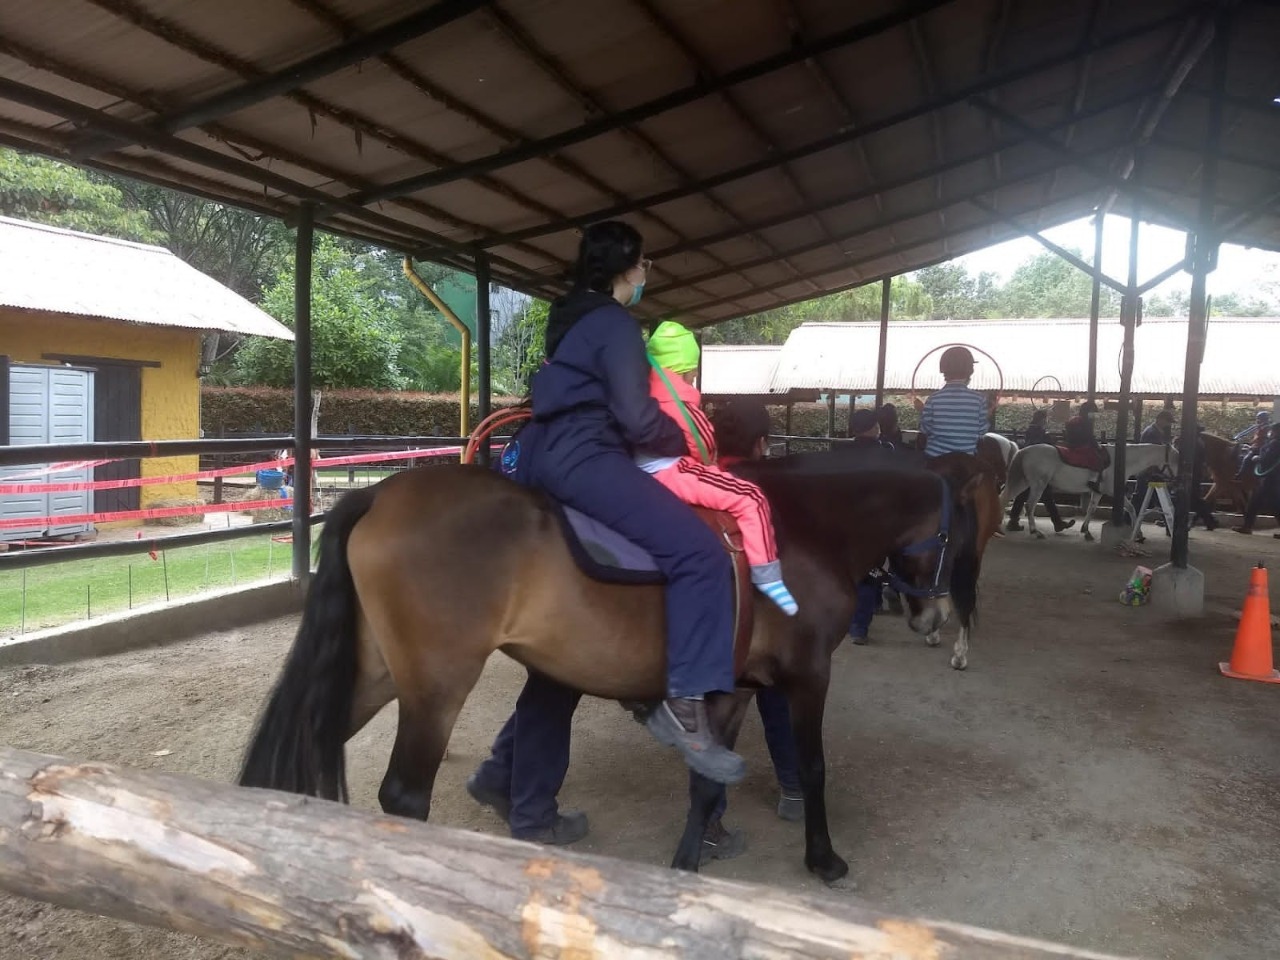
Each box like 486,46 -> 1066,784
920,380 -> 988,457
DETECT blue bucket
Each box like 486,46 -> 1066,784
256,468 -> 286,490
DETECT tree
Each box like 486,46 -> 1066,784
234,236 -> 406,390
997,250 -> 1121,318
493,298 -> 549,394
702,276 -> 931,345
0,148 -> 158,241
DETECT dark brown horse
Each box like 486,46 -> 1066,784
1201,432 -> 1254,512
239,455 -> 984,882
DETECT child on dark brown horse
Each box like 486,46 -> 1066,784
642,321 -> 798,616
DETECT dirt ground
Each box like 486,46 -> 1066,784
2,526 -> 1279,960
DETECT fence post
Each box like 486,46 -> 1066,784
291,204 -> 315,585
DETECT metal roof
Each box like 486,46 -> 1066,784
751,317 -> 1280,398
0,2 -> 1277,326
699,345 -> 785,398
0,217 -> 294,339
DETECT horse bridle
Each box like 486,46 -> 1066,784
876,475 -> 953,600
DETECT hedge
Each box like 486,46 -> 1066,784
201,387 -> 519,438
202,387 -> 1266,442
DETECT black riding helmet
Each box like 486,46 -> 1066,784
939,346 -> 976,379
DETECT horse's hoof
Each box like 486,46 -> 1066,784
950,654 -> 968,670
1033,530 -> 1046,540
925,632 -> 941,647
807,854 -> 850,885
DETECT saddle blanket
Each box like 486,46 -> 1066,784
1055,445 -> 1107,471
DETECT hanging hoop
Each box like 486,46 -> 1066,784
909,342 -> 1005,404
1030,375 -> 1064,399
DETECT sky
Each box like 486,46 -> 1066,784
950,213 -> 1279,304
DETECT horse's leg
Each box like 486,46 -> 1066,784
951,625 -> 970,671
377,655 -> 486,820
671,691 -> 752,872
1081,490 -> 1102,541
784,671 -> 847,884
1026,478 -> 1047,539
348,614 -> 397,738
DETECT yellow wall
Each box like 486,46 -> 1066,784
1,309 -> 202,507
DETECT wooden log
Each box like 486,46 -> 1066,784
0,746 -> 1139,960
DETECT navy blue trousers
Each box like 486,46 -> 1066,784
708,687 -> 800,820
531,447 -> 736,698
850,578 -> 882,635
472,671 -> 582,837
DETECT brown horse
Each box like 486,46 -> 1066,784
1201,432 -> 1254,512
239,455 -> 985,881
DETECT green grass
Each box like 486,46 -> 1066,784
0,531 -> 306,635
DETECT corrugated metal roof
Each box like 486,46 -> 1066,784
0,217 -> 293,339
700,345 -> 783,398
751,318 -> 1280,398
0,2 -> 1276,327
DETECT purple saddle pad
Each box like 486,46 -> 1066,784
556,505 -> 664,585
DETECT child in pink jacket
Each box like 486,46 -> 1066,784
639,321 -> 798,616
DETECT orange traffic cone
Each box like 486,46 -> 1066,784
1219,562 -> 1280,684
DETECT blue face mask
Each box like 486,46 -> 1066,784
626,282 -> 645,307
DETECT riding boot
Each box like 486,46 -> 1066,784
645,696 -> 746,784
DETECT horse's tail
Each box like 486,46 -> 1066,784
238,484 -> 378,802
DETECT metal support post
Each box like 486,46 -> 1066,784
1109,214 -> 1139,527
475,252 -> 492,464
875,276 -> 891,409
827,392 -> 837,446
291,204 -> 315,584
1172,11 -> 1227,570
1087,212 -> 1103,402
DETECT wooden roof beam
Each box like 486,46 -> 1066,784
648,143 -> 1119,298
63,0 -> 575,269
473,69 -> 1163,254
345,0 -> 961,206
633,0 -> 841,252
667,186 -> 1099,317
0,76 -> 561,293
69,0 -> 489,158
279,0 -> 719,293
969,95 -> 1196,230
482,1 -> 818,294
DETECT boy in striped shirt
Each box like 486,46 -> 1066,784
918,346 -> 991,457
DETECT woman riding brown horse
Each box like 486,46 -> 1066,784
239,455 -> 984,881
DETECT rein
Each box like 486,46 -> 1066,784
877,475 -> 953,600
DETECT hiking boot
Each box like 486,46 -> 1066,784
645,697 -> 746,784
777,790 -> 804,822
699,818 -> 748,865
465,772 -> 511,821
513,810 -> 589,846
1053,519 -> 1076,533
847,626 -> 869,645
1233,526 -> 1254,535
1005,519 -> 1024,532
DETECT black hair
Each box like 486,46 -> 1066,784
570,221 -> 644,294
712,398 -> 773,459
1031,408 -> 1047,421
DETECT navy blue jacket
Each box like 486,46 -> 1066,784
527,291 -> 686,472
